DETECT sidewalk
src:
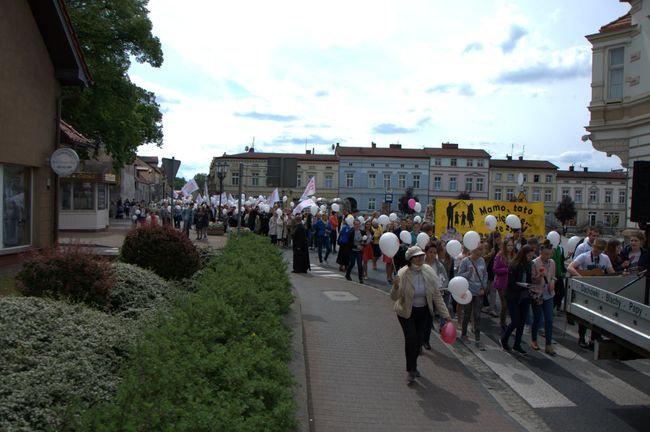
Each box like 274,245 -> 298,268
290,271 -> 525,432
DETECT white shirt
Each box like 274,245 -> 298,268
412,271 -> 427,307
574,239 -> 593,257
573,251 -> 612,272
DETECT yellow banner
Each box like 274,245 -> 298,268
434,199 -> 545,241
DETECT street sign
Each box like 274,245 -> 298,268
162,157 -> 181,186
50,147 -> 79,176
385,193 -> 393,203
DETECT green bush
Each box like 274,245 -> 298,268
16,245 -> 114,309
109,262 -> 178,318
0,296 -> 137,431
78,234 -> 297,431
120,224 -> 201,280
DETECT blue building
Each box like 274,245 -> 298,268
335,143 -> 430,214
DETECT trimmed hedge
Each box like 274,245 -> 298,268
109,262 -> 178,318
0,297 -> 137,431
78,234 -> 297,431
120,224 -> 201,280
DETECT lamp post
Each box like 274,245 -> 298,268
216,161 -> 229,221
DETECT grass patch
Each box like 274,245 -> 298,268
0,273 -> 19,297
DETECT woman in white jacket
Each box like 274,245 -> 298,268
276,212 -> 287,247
391,246 -> 451,384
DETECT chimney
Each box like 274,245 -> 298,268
389,143 -> 402,149
583,167 -> 588,172
371,142 -> 376,148
506,155 -> 512,161
441,142 -> 459,149
518,155 -> 523,161
306,149 -> 311,155
569,165 -> 574,171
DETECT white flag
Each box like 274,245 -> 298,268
267,188 -> 280,205
293,198 -> 315,215
300,176 -> 316,201
181,179 -> 199,196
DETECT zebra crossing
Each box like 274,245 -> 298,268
308,263 -> 346,279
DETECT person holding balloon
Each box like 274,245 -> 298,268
391,246 -> 451,384
457,240 -> 488,349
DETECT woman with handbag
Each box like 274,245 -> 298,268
391,246 -> 451,384
457,244 -> 488,349
530,240 -> 557,355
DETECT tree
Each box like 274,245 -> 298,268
398,187 -> 418,215
174,177 -> 186,190
555,195 -> 577,234
457,192 -> 471,200
194,173 -> 208,188
62,0 -> 164,169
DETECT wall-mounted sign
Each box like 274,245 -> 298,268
50,148 -> 79,176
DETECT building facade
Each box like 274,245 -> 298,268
489,157 -> 559,223
426,143 -> 490,201
209,149 -> 339,204
0,0 -> 91,263
557,167 -> 627,229
585,0 -> 650,228
335,143 -> 430,213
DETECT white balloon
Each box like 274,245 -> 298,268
547,231 -> 560,248
282,196 -> 288,202
276,208 -> 282,216
310,204 -> 319,215
484,215 -> 497,230
223,209 -> 228,215
245,200 -> 251,206
446,239 -> 462,257
399,230 -> 412,244
448,276 -> 469,296
413,215 -> 422,224
416,232 -> 429,249
567,236 -> 581,254
389,212 -> 398,222
331,203 -> 340,212
453,289 -> 473,305
346,215 -> 355,227
414,202 -> 422,213
505,214 -> 521,229
131,215 -> 137,221
463,231 -> 480,251
378,214 -> 389,227
290,202 -> 295,208
135,209 -> 141,215
358,215 -> 365,224
362,235 -> 367,241
379,232 -> 400,257
320,205 -> 326,212
175,205 -> 181,210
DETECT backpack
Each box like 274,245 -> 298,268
338,225 -> 351,246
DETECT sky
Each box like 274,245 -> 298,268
131,0 -> 631,180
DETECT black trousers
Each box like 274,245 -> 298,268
398,306 -> 431,372
553,277 -> 565,310
346,250 -> 363,281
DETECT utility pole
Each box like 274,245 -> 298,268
237,162 -> 243,236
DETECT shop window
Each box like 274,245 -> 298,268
73,182 -> 95,210
1,164 -> 32,249
97,184 -> 107,210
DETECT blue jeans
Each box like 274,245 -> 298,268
532,298 -> 554,346
317,235 -> 331,262
502,297 -> 530,348
346,250 -> 363,281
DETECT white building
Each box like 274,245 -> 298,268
585,0 -> 650,228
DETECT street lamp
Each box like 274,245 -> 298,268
216,161 -> 229,221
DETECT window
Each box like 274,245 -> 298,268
74,182 -> 95,210
384,174 -> 391,189
604,212 -> 619,227
495,173 -> 502,181
348,162 -> 353,166
296,173 -> 301,187
325,175 -> 333,189
466,159 -> 473,167
477,159 -> 484,167
588,212 -> 597,226
400,164 -> 405,168
370,163 -> 374,167
605,190 -> 612,203
398,174 -> 406,189
507,173 -> 514,182
465,177 -> 473,192
61,183 -> 72,210
414,164 -> 419,169
476,177 -> 484,192
450,158 -> 457,167
97,184 -> 107,210
434,158 -> 441,166
346,173 -> 354,188
608,47 -> 624,100
532,175 -> 539,183
412,174 -> 420,189
575,189 -> 583,203
532,188 -> 541,202
523,174 -> 528,182
449,176 -> 457,191
251,172 -> 259,186
506,188 -> 514,201
619,190 -> 626,204
231,172 -> 239,186
368,173 -> 377,188
562,188 -> 570,198
494,188 -> 502,200
544,189 -> 552,202
589,189 -> 598,204
1,164 -> 32,249
545,175 -> 552,183
368,197 -> 376,211
433,176 -> 441,191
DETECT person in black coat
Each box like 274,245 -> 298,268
500,245 -> 534,355
292,216 -> 310,273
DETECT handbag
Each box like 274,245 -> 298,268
469,259 -> 486,295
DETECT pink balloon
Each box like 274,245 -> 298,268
441,322 -> 457,344
408,198 -> 416,209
